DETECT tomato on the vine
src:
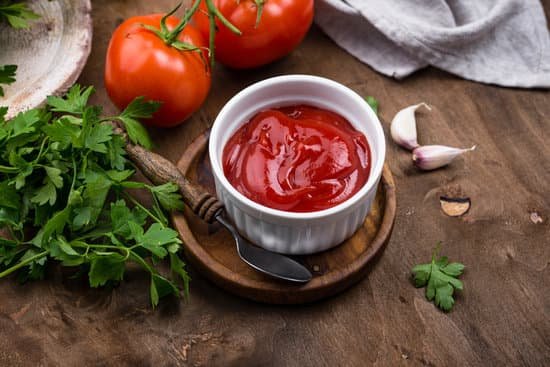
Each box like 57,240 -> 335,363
105,13 -> 210,127
193,0 -> 314,69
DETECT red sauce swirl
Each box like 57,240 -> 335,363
222,105 -> 371,212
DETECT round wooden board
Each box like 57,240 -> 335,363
172,131 -> 397,304
0,0 -> 92,119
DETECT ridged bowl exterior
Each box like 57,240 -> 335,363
209,75 -> 386,255
213,175 -> 382,254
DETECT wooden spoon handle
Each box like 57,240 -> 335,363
107,121 -> 222,223
125,143 -> 223,223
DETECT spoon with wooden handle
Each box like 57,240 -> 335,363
111,124 -> 312,283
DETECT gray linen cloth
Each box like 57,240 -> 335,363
315,0 -> 550,88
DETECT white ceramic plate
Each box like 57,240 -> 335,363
0,0 -> 92,119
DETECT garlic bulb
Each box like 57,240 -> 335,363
390,103 -> 431,150
412,145 -> 476,171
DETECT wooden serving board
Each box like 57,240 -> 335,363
172,131 -> 397,304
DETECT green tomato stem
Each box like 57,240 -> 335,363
165,0 -> 202,44
203,0 -> 242,68
208,7 -> 216,68
205,0 -> 242,35
160,1 -> 183,34
253,0 -> 265,28
139,0 -> 242,69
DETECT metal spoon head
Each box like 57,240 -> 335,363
236,238 -> 313,283
216,214 -> 312,283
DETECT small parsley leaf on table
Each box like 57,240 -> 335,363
412,244 -> 464,312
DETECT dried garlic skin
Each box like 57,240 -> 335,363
390,103 -> 431,150
412,145 -> 476,170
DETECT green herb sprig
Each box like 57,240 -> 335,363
0,64 -> 17,97
0,85 -> 189,307
0,0 -> 40,29
412,244 -> 464,311
365,96 -> 379,115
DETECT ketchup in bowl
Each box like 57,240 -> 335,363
222,105 -> 371,212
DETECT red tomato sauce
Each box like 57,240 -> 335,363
222,105 -> 371,212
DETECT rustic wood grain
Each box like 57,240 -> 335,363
171,133 -> 396,304
0,0 -> 549,366
0,0 -> 92,119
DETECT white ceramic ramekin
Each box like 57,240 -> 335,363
209,75 -> 385,254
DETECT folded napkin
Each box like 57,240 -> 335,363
315,0 -> 550,88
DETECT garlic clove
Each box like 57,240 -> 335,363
390,102 -> 431,150
412,145 -> 476,171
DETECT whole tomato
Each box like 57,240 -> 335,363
105,14 -> 210,127
193,0 -> 314,69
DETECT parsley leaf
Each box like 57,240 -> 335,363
441,262 -> 465,277
117,97 -> 160,149
107,134 -> 127,170
44,167 -> 63,188
151,273 -> 179,305
84,122 -> 113,153
89,253 -> 126,287
72,207 -> 92,230
30,179 -> 57,206
105,169 -> 134,183
9,107 -> 41,136
412,244 -> 464,312
42,116 -> 81,145
54,237 -> 79,256
0,64 -> 17,97
139,223 -> 181,258
0,1 -> 40,29
0,106 -> 7,123
365,96 -> 379,115
47,85 -> 95,115
150,182 -> 184,211
110,200 -> 146,237
121,96 -> 162,120
170,252 -> 190,297
0,181 -> 20,209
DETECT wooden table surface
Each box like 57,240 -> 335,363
1,1 -> 549,366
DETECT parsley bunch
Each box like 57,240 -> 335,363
412,245 -> 464,311
0,85 -> 189,307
